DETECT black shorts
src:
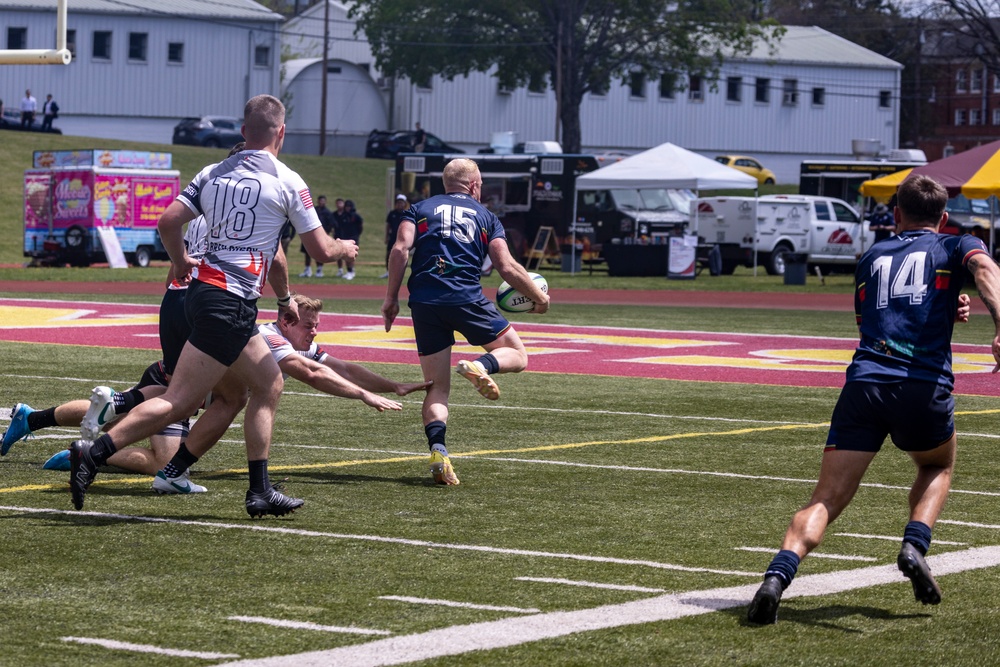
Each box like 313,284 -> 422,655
184,279 -> 258,367
409,298 -> 511,356
826,381 -> 955,453
158,288 -> 191,376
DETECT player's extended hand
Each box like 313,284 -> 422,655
956,293 -> 971,323
395,379 -> 432,396
172,253 -> 199,285
992,334 -> 1000,374
381,299 -> 399,331
279,297 -> 299,323
362,391 -> 403,412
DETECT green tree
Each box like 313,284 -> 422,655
350,0 -> 780,153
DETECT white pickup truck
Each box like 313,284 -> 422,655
692,195 -> 875,275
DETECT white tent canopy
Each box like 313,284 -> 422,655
576,142 -> 759,191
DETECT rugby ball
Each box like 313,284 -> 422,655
496,272 -> 548,313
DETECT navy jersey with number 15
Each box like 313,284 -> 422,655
404,192 -> 506,305
849,230 -> 988,389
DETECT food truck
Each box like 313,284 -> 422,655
24,149 -> 180,267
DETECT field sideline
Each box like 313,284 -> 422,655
1,292 -> 999,665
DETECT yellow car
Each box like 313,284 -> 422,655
715,155 -> 776,185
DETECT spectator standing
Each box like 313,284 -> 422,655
382,194 -> 408,278
414,122 -> 426,152
300,195 -> 335,277
868,202 -> 895,243
338,199 -> 363,280
20,89 -> 36,128
331,198 -> 348,276
40,94 -> 59,132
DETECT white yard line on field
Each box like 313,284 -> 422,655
514,577 -> 665,593
61,636 -> 239,659
835,532 -> 967,546
228,616 -> 391,636
734,546 -> 877,562
379,596 -> 539,614
217,545 -> 1000,667
0,505 -> 757,577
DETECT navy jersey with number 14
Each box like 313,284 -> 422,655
849,230 -> 988,389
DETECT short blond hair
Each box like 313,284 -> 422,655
243,94 -> 284,145
442,158 -> 480,193
281,294 -> 323,325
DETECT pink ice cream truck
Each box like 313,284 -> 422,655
24,149 -> 180,267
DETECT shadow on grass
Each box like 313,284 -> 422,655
720,603 -> 931,630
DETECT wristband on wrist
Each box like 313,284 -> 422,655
277,294 -> 291,307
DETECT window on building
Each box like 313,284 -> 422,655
92,30 -> 112,60
955,109 -> 967,126
994,108 -> 1000,125
782,79 -> 798,106
65,29 -> 76,59
726,76 -> 742,102
994,74 -> 1000,93
128,32 -> 147,62
755,77 -> 770,103
812,87 -> 825,106
971,108 -> 983,125
972,68 -> 984,93
167,42 -> 184,64
956,69 -> 967,93
254,45 -> 271,68
8,27 -> 27,50
629,71 -> 646,98
528,71 -> 547,94
688,74 -> 703,101
659,72 -> 676,99
878,90 -> 892,108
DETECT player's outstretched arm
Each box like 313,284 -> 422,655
382,224 -> 415,331
267,245 -> 298,321
968,253 -> 1000,371
279,354 -> 403,411
488,238 -> 549,314
301,228 -> 358,264
322,356 -> 432,396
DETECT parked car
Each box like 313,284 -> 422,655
714,155 -> 776,185
172,116 -> 243,148
365,129 -> 461,159
1,108 -> 61,133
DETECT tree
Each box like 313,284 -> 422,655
350,0 -> 780,153
924,1 -> 1000,72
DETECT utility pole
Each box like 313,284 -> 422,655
554,19 -> 562,142
319,0 -> 330,156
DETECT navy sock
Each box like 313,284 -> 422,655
425,421 -> 447,456
903,520 -> 932,556
764,549 -> 800,589
27,407 -> 58,431
113,388 -> 146,415
475,353 -> 500,375
248,459 -> 269,493
162,442 -> 199,479
90,433 -> 117,466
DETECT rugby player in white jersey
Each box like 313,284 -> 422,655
68,94 -> 358,516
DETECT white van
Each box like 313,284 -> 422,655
693,195 -> 874,275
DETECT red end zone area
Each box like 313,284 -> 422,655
2,297 -> 998,396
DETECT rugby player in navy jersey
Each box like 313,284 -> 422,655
748,175 -> 1000,624
381,158 -> 549,485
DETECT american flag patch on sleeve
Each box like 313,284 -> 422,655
299,188 -> 314,209
266,334 -> 286,349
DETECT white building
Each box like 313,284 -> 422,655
282,3 -> 902,183
0,0 -> 283,143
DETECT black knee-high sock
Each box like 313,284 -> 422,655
90,433 -> 118,466
426,421 -> 447,456
162,442 -> 199,478
248,459 -> 269,493
112,388 -> 146,415
27,407 -> 59,432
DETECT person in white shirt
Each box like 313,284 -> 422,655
20,89 -> 36,128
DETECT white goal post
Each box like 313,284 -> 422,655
0,0 -> 72,65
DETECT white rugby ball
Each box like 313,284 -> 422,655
496,272 -> 548,313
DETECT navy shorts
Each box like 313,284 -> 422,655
409,298 -> 511,356
184,279 -> 258,367
158,288 -> 191,376
826,381 -> 955,453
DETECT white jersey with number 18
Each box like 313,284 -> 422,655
176,149 -> 322,299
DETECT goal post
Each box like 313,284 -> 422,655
0,0 -> 72,65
